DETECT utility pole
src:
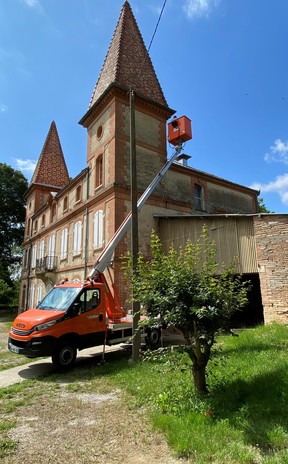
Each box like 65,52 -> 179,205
130,89 -> 141,362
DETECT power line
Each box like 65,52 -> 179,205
147,0 -> 168,52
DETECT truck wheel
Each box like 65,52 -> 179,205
146,328 -> 161,349
52,343 -> 77,370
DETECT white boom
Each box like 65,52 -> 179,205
90,141 -> 185,276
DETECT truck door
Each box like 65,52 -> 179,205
73,288 -> 106,348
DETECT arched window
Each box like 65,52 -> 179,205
73,221 -> 82,255
95,155 -> 103,188
76,185 -> 82,203
93,210 -> 104,249
41,214 -> 45,228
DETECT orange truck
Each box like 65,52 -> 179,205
8,117 -> 192,369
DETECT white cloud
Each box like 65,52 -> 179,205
183,0 -> 220,19
20,0 -> 44,14
15,158 -> 37,174
264,138 -> 288,165
21,0 -> 40,7
0,104 -> 8,113
251,173 -> 288,205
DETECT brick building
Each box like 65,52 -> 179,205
20,1 -> 259,315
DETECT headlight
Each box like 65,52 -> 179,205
33,320 -> 57,331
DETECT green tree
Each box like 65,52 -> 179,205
124,228 -> 249,394
0,163 -> 28,304
258,197 -> 274,213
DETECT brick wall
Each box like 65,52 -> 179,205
254,215 -> 288,323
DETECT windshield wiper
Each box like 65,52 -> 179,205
38,305 -> 56,310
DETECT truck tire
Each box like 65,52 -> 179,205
52,343 -> 77,370
146,327 -> 161,349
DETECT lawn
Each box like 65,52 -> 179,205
1,323 -> 288,463
0,311 -> 30,371
106,323 -> 288,463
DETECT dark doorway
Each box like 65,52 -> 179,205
229,273 -> 264,328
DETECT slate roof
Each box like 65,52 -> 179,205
89,1 -> 168,109
30,121 -> 70,188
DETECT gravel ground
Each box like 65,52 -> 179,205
3,384 -> 188,464
0,316 -> 189,464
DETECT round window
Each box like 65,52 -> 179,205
97,125 -> 103,140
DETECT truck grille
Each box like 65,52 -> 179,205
11,327 -> 33,336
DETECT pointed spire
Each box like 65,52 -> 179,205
89,1 -> 168,108
31,121 -> 69,188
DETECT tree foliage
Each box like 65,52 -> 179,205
0,163 -> 28,301
124,227 -> 249,394
258,197 -> 274,213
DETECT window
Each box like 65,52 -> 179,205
39,240 -> 45,260
63,196 -> 68,212
73,221 -> 82,255
41,214 -> 45,228
93,210 -> 104,249
51,203 -> 57,223
78,289 -> 100,313
37,284 -> 43,305
76,185 -> 82,203
60,228 -> 68,260
194,184 -> 204,210
97,124 -> 103,140
33,220 -> 38,234
29,284 -> 35,308
47,234 -> 56,270
95,155 -> 103,188
26,218 -> 31,237
31,244 -> 37,268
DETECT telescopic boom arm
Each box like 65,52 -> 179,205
90,141 -> 185,276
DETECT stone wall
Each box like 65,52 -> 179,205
254,215 -> 288,324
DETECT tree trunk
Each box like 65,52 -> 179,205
191,363 -> 208,394
181,327 -> 211,394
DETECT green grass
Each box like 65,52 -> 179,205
102,324 -> 288,463
1,323 -> 288,462
0,311 -> 33,371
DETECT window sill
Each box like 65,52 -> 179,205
73,252 -> 82,258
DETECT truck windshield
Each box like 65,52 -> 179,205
37,287 -> 81,312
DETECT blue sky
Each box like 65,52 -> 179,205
1,0 -> 288,213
